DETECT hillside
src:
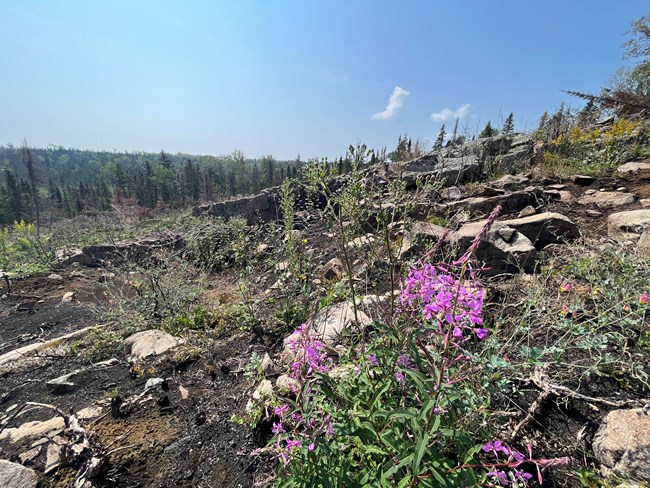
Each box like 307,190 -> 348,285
1,123 -> 649,487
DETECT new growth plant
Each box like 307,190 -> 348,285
259,207 -> 569,487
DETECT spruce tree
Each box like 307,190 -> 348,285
434,124 -> 446,150
502,112 -> 514,135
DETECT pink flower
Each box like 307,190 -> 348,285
640,291 -> 649,304
560,283 -> 573,293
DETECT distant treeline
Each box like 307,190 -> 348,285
0,145 -> 304,226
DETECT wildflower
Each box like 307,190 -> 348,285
308,442 -> 315,451
483,440 -> 509,456
395,371 -> 406,384
367,354 -> 379,367
274,404 -> 289,418
640,291 -> 650,304
397,354 -> 413,368
560,304 -> 568,315
514,469 -> 533,484
286,439 -> 302,450
272,422 -> 285,435
486,469 -> 509,486
560,283 -> 573,293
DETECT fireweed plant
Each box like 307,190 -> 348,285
265,206 -> 569,487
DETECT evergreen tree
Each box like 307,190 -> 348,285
479,121 -> 499,138
434,124 -> 446,150
502,112 -> 515,135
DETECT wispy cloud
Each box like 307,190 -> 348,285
430,103 -> 471,122
371,86 -> 410,120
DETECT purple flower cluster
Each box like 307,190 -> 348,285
287,323 -> 333,379
480,440 -> 566,486
400,263 -> 487,342
270,323 -> 338,467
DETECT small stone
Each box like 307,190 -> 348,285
584,189 -> 597,195
275,261 -> 289,272
144,377 -> 166,392
586,209 -> 602,217
275,374 -> 301,396
47,274 -> 63,281
317,258 -> 344,281
518,205 -> 536,218
46,370 -> 80,394
546,183 -> 566,190
251,380 -> 273,401
261,353 -> 276,376
178,385 -> 189,400
572,174 -> 596,185
616,187 -> 626,192
640,199 -> 650,208
17,447 -> 41,465
61,291 -> 76,303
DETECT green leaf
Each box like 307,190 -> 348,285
412,432 -> 429,475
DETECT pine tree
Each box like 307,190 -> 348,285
434,124 -> 446,150
451,116 -> 460,145
479,121 -> 499,138
502,112 -> 514,135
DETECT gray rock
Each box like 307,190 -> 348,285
61,291 -> 76,303
572,174 -> 596,185
490,174 -> 530,191
318,258 -> 344,281
501,212 -> 580,250
578,191 -> 636,207
124,330 -> 180,362
593,408 -> 650,482
275,374 -> 300,396
194,191 -> 278,224
449,221 -> 536,275
144,377 -> 166,392
446,190 -> 537,216
48,273 -> 63,281
0,460 -> 38,488
638,230 -> 650,257
518,205 -> 537,218
46,370 -> 80,394
311,302 -> 371,345
608,210 -> 650,242
617,161 -> 650,176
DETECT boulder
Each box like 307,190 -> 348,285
446,190 -> 538,216
501,212 -> 580,250
311,302 -> 371,345
578,191 -> 636,207
194,191 -> 278,224
0,460 -> 38,488
124,330 -> 180,362
607,210 -> 650,242
275,375 -> 300,396
449,221 -> 537,275
317,258 -> 344,281
617,161 -> 650,177
593,408 -> 650,482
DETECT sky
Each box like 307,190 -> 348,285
0,1 -> 648,161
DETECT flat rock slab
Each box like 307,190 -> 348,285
0,460 -> 38,488
578,191 -> 635,207
617,161 -> 650,176
124,330 -> 180,361
608,209 -> 650,242
593,408 -> 650,482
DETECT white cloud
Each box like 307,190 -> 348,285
371,86 -> 410,120
430,103 -> 471,122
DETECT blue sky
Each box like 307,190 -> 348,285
0,1 -> 647,160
